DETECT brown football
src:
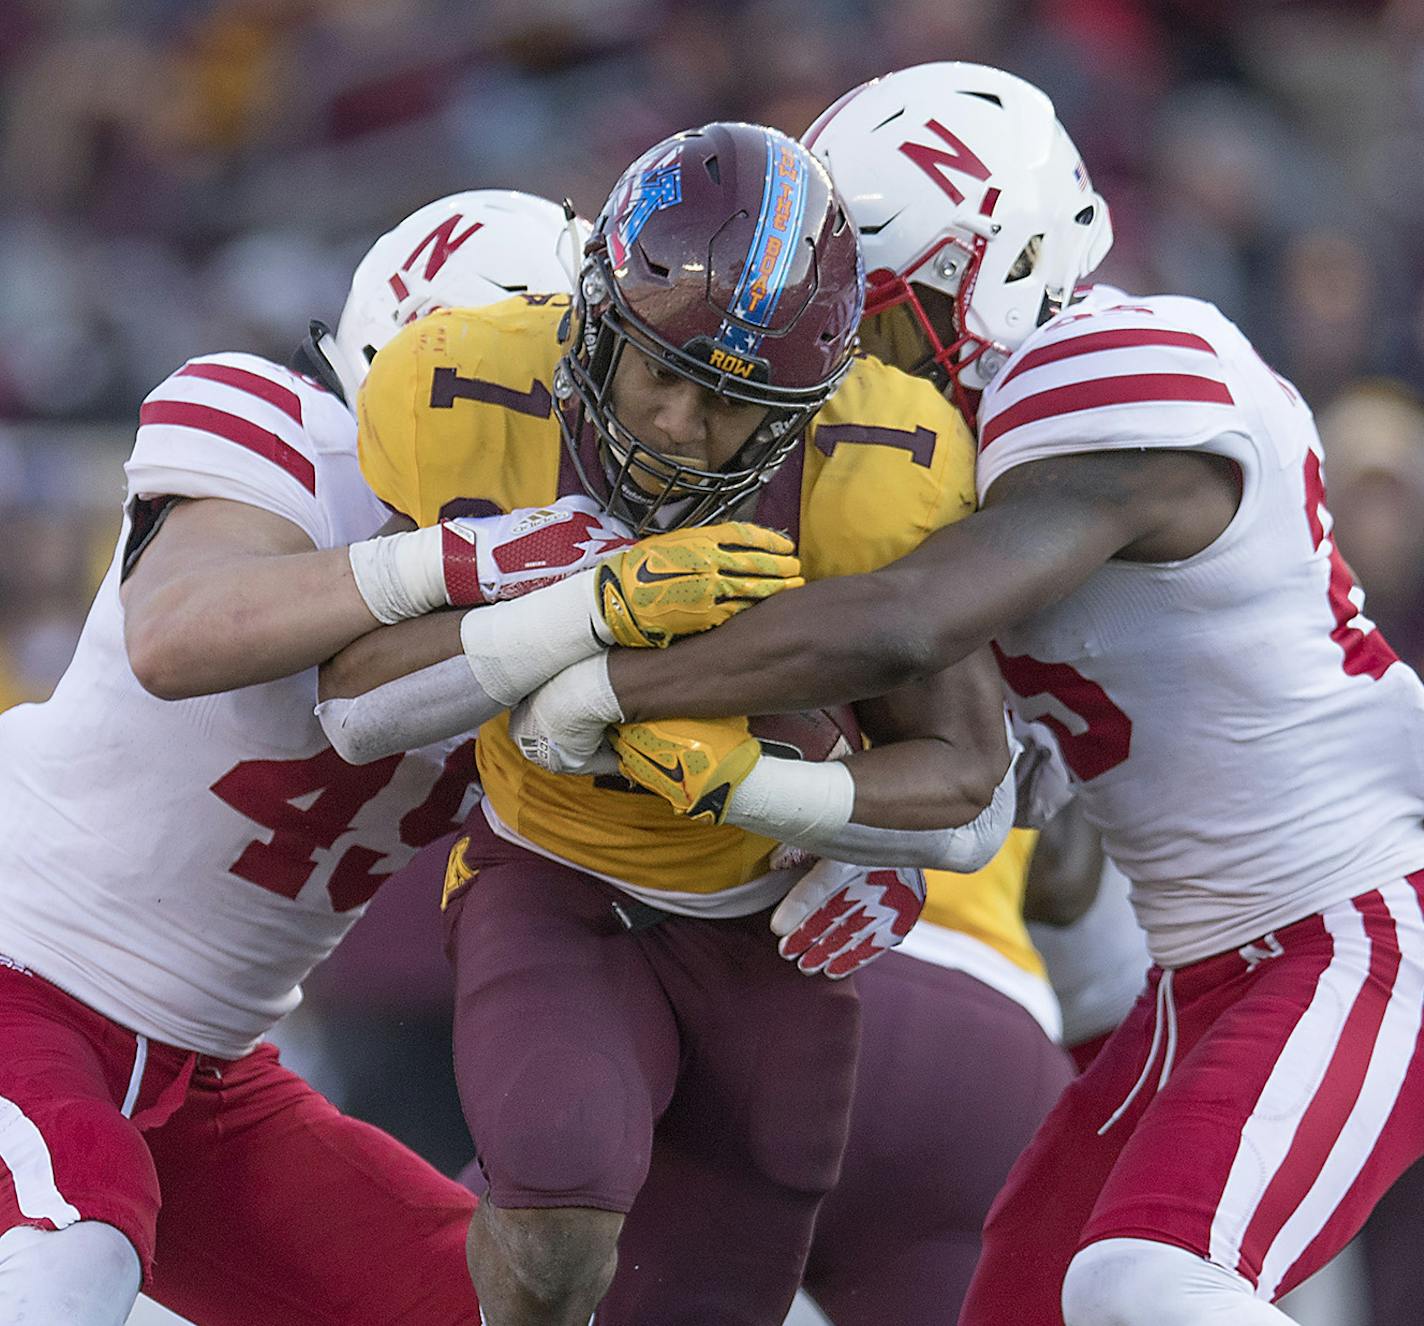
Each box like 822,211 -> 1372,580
747,706 -> 862,762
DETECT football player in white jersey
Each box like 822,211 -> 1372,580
510,64 -> 1424,1326
0,189 -> 686,1326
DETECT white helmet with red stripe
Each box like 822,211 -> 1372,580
805,63 -> 1112,411
315,189 -> 587,404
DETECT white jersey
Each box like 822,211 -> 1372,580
979,288 -> 1424,967
0,353 -> 479,1058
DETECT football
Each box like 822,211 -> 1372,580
748,706 -> 862,762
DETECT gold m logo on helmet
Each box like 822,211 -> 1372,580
709,347 -> 756,378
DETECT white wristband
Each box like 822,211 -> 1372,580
509,654 -> 623,774
316,655 -> 502,764
348,526 -> 448,624
459,568 -> 604,706
726,756 -> 856,843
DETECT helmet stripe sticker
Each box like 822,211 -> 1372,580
718,133 -> 809,355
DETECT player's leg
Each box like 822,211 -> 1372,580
596,908 -> 861,1326
1358,1155 -> 1424,1325
1063,1239 -> 1298,1324
144,1041 -> 480,1326
955,976 -> 1162,1325
802,955 -> 1073,1325
0,1223 -> 139,1326
1062,873 -> 1424,1326
443,822 -> 680,1325
0,962 -> 187,1326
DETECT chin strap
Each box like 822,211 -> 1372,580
291,321 -> 351,406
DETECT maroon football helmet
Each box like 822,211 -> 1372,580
555,122 -> 865,530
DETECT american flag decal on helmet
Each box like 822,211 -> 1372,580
609,158 -> 683,268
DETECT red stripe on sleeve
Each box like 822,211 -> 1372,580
980,373 -> 1235,452
176,362 -> 303,425
999,327 -> 1218,389
139,401 -> 317,494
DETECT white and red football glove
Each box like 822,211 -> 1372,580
446,496 -> 636,605
350,495 -> 634,623
770,859 -> 927,979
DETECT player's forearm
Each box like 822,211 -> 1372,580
317,655 -> 503,763
731,746 -> 1016,872
843,736 -> 1008,830
609,565 -> 958,723
124,549 -> 381,699
318,611 -> 466,700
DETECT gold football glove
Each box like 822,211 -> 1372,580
611,716 -> 762,826
596,522 -> 802,649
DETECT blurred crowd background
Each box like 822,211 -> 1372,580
5,2 -> 1424,1320
5,0 -> 1424,689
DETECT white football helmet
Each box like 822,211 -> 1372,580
312,189 -> 588,404
806,63 -> 1113,410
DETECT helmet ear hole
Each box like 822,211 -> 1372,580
703,154 -> 721,185
1006,235 -> 1043,283
1075,205 -> 1096,225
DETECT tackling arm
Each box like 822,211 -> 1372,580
845,645 -> 1010,830
609,448 -> 1224,722
121,497 -> 390,699
313,520 -> 803,764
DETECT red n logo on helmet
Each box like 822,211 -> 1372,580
388,217 -> 485,300
898,120 -> 990,205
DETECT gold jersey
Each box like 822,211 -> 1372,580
924,830 -> 1045,978
359,297 -> 1036,970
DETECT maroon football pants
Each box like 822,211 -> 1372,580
443,815 -> 861,1325
803,954 -> 1073,1325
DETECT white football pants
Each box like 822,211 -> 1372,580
0,1221 -> 140,1326
1063,1238 -> 1299,1325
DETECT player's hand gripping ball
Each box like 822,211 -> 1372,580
595,522 -> 802,648
611,716 -> 762,825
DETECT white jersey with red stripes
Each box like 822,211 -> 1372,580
978,287 -> 1424,967
0,353 -> 479,1058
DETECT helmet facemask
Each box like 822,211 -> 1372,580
859,229 -> 1060,420
860,232 -> 993,419
557,242 -> 845,534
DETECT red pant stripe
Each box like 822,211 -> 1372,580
1254,878 -> 1424,1295
1236,890 -> 1399,1278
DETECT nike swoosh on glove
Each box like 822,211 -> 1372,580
770,859 -> 927,978
595,522 -> 802,648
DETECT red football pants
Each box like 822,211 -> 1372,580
0,961 -> 479,1325
960,871 -> 1424,1325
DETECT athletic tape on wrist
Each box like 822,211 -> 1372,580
727,756 -> 856,842
348,527 -> 447,624
459,569 -> 605,705
316,656 -> 502,764
807,754 -> 1018,871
